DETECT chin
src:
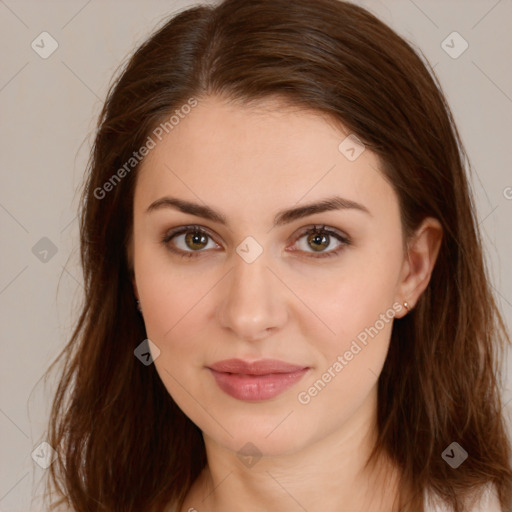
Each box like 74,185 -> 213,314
202,411 -> 314,458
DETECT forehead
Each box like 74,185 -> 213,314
134,95 -> 395,220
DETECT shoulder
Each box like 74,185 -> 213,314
425,484 -> 502,512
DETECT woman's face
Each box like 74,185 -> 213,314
131,95 -> 409,457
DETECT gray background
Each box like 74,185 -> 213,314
0,0 -> 511,510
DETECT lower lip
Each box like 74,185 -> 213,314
208,368 -> 309,401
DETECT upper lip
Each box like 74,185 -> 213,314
208,358 -> 308,375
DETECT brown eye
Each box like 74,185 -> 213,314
307,231 -> 330,252
291,225 -> 351,259
161,225 -> 220,258
184,231 -> 209,250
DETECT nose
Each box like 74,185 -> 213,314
216,249 -> 288,342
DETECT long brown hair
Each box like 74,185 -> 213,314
43,0 -> 512,510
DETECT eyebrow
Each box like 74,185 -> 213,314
146,195 -> 371,227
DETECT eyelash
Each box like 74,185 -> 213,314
160,224 -> 351,260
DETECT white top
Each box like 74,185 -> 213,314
151,484 -> 503,512
425,484 -> 502,512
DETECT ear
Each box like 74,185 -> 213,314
395,217 -> 443,318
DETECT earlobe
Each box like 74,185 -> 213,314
396,217 -> 443,316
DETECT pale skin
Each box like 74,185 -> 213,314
128,95 -> 443,512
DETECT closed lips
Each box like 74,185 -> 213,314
207,360 -> 310,401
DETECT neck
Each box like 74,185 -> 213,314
181,388 -> 401,512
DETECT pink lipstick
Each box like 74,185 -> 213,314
207,358 -> 309,401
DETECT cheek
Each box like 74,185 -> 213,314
293,324 -> 390,446
137,258 -> 214,418
289,237 -> 403,352
138,261 -> 210,351
133,238 -> 199,349
295,279 -> 397,427
290,238 -> 402,403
